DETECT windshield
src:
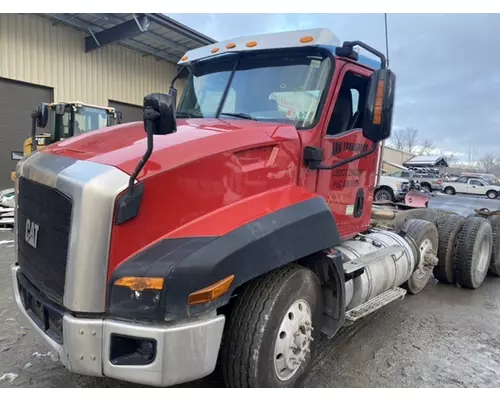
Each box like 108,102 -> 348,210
177,49 -> 332,129
60,106 -> 109,139
73,107 -> 109,135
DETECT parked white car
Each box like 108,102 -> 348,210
374,175 -> 410,202
442,176 -> 500,199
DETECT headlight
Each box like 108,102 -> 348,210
109,277 -> 163,312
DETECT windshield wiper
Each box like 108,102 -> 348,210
219,112 -> 257,121
176,111 -> 201,118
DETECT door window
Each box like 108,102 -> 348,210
325,71 -> 369,136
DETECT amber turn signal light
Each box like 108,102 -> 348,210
114,277 -> 164,291
188,275 -> 235,305
373,80 -> 385,125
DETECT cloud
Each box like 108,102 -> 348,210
167,13 -> 500,158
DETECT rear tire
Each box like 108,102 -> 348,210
400,219 -> 439,294
486,215 -> 500,277
487,190 -> 498,199
444,186 -> 455,195
433,214 -> 466,284
454,217 -> 493,289
220,264 -> 322,388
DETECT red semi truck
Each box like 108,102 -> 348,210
11,28 -> 496,388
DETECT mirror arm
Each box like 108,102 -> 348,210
115,107 -> 159,225
342,41 -> 387,69
307,142 -> 379,170
30,110 -> 39,152
127,107 -> 159,194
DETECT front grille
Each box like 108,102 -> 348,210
17,177 -> 72,304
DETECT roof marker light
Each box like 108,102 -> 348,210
181,55 -> 188,61
300,36 -> 314,43
246,41 -> 257,48
226,42 -> 236,49
211,47 -> 220,53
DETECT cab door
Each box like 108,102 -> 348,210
467,178 -> 487,195
315,63 -> 379,239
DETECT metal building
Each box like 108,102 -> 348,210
0,13 -> 214,189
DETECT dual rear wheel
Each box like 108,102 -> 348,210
433,215 -> 495,288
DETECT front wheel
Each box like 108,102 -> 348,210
374,188 -> 394,202
220,264 -> 322,388
421,183 -> 432,193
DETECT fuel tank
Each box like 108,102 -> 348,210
335,230 -> 416,310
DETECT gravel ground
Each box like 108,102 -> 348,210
2,193 -> 500,388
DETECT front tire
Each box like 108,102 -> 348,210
374,188 -> 394,202
220,264 -> 322,388
421,183 -> 432,193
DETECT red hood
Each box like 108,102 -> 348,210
42,119 -> 300,180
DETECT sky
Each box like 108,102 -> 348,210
168,13 -> 500,162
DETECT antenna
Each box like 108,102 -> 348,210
384,13 -> 390,68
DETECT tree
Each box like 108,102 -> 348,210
389,129 -> 406,151
418,139 -> 435,156
404,127 -> 419,154
478,153 -> 499,174
389,127 -> 419,154
439,149 -> 458,166
467,145 -> 478,165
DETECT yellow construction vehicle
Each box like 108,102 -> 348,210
11,101 -> 122,181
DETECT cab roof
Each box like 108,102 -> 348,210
178,27 -> 381,71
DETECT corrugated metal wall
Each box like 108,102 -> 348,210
0,13 -> 184,107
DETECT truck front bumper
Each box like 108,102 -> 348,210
11,265 -> 225,387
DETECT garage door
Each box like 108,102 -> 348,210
108,100 -> 143,124
0,78 -> 53,190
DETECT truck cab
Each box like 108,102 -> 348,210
12,28 -> 406,388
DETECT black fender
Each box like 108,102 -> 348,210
109,196 -> 342,321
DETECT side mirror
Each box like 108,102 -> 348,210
362,69 -> 396,142
143,93 -> 177,136
37,103 -> 49,128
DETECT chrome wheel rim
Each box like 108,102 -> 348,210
273,299 -> 313,382
415,238 -> 438,278
377,191 -> 391,201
